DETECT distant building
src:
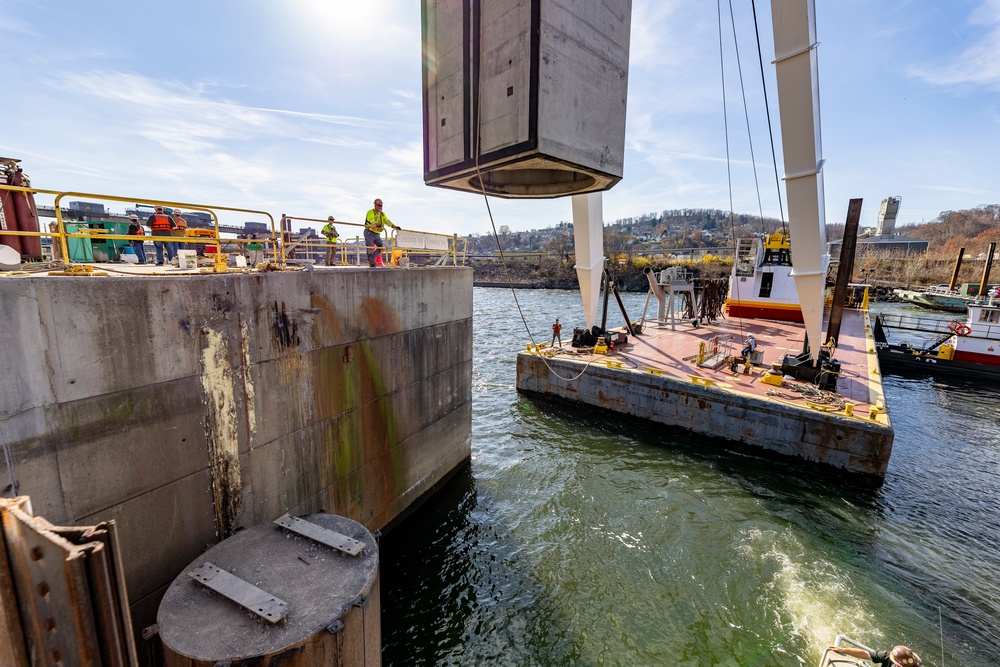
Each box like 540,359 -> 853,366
68,201 -> 105,215
827,196 -> 929,256
827,235 -> 929,257
184,211 -> 214,228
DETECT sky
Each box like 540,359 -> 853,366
2,0 -> 999,237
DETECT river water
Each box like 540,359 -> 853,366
381,289 -> 997,665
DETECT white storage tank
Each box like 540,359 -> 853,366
422,0 -> 632,198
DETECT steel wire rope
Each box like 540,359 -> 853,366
718,0 -> 746,346
469,8 -> 596,384
726,0 -> 770,238
750,0 -> 788,238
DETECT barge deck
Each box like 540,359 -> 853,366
516,307 -> 893,481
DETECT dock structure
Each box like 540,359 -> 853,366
0,265 -> 472,647
517,308 -> 894,481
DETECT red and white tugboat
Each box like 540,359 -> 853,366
874,288 -> 1000,381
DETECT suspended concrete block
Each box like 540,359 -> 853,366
422,0 -> 632,198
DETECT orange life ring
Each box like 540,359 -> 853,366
955,324 -> 972,336
947,319 -> 963,332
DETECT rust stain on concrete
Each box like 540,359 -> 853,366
310,293 -> 351,422
357,296 -> 402,336
200,326 -> 242,539
309,294 -> 407,524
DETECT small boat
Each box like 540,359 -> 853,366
894,284 -> 972,313
895,243 -> 997,312
819,636 -> 877,667
874,290 -> 1000,381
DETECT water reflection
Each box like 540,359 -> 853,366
379,290 -> 993,664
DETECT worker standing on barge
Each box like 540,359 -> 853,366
364,198 -> 401,268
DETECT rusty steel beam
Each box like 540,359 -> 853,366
978,242 -> 996,298
948,248 -> 965,292
0,497 -> 138,667
827,198 -> 863,346
0,498 -> 31,667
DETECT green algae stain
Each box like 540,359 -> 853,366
357,338 -> 406,492
101,392 -> 137,428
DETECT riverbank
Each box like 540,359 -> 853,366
471,257 -> 731,291
472,260 -> 904,303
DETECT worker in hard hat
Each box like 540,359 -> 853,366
147,205 -> 175,265
364,198 -> 402,268
322,216 -> 339,266
126,214 -> 147,264
741,333 -> 757,360
172,209 -> 187,253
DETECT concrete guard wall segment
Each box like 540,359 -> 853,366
0,266 -> 473,644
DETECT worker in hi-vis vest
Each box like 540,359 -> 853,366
147,205 -> 176,265
364,198 -> 401,267
322,216 -> 339,266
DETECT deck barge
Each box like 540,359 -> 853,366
516,307 -> 893,481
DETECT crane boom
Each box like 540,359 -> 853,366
771,0 -> 828,360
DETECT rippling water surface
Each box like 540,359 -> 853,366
381,289 -> 998,665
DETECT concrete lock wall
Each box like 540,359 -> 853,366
0,267 -> 473,640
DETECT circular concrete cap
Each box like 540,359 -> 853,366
157,513 -> 378,663
0,244 -> 20,270
469,167 -> 597,197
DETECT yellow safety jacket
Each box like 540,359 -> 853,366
365,209 -> 396,234
322,223 -> 339,241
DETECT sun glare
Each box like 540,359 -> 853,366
289,1 -> 391,46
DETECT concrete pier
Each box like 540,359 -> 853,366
0,267 -> 472,645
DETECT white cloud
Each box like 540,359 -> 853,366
908,1 -> 1000,88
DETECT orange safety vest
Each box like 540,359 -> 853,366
173,216 -> 187,231
149,213 -> 172,231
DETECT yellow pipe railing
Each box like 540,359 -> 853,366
52,191 -> 276,270
0,184 -> 463,271
281,215 -> 395,266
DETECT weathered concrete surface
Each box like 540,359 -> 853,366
516,353 -> 893,480
0,267 -> 472,645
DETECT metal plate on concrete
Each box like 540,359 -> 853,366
188,562 -> 288,624
158,513 -> 379,663
273,514 -> 364,557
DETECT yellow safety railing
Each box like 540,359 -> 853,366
279,215 -> 467,267
0,183 -> 278,272
52,191 -> 277,271
1,183 -> 464,273
279,215 -> 376,266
